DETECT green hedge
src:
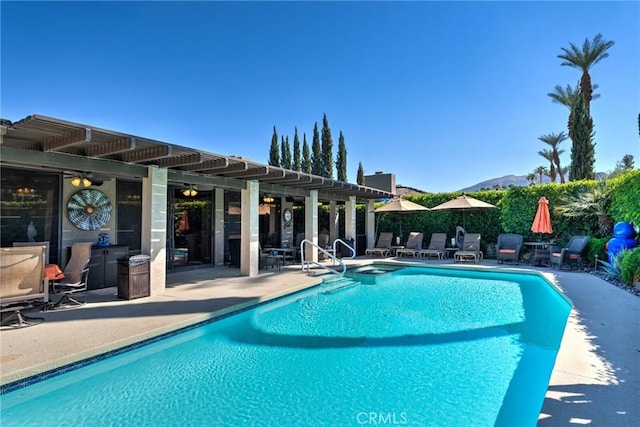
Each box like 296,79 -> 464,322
319,172 -> 639,278
608,169 -> 640,225
499,181 -> 600,244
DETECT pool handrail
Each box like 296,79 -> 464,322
332,238 -> 356,260
300,239 -> 352,276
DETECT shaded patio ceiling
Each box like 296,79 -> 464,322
0,114 -> 394,202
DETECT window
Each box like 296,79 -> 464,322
0,167 -> 61,264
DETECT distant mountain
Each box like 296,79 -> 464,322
460,174 -> 537,192
460,173 -> 606,192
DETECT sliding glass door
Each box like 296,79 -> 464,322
167,187 -> 213,270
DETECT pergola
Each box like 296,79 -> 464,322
1,114 -> 394,288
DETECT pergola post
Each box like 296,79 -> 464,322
304,190 -> 319,263
366,199 -> 376,249
214,187 -> 225,266
142,165 -> 167,295
345,196 -> 357,252
329,200 -> 338,244
240,180 -> 259,276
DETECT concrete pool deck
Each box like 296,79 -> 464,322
1,257 -> 638,426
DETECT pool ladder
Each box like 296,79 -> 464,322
300,238 -> 355,276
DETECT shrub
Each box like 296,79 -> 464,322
585,237 -> 609,268
620,247 -> 640,286
598,251 -> 623,279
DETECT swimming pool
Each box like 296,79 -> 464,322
1,265 -> 571,426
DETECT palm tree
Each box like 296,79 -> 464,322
556,180 -> 613,237
558,34 -> 614,115
526,173 -> 537,186
538,149 -> 557,182
533,166 -> 548,184
548,83 -> 600,141
538,132 -> 568,183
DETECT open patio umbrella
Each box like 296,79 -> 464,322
531,196 -> 552,239
374,198 -> 429,244
429,195 -> 498,229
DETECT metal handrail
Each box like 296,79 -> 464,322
300,238 -> 354,276
332,238 -> 356,259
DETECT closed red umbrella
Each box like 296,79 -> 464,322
531,197 -> 552,236
178,210 -> 190,232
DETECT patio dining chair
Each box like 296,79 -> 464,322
48,242 -> 93,310
496,233 -> 523,264
549,236 -> 589,270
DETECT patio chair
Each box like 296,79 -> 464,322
496,233 -> 523,264
1,246 -> 49,328
419,233 -> 447,259
454,233 -> 483,263
13,241 -> 50,264
549,236 -> 589,270
396,232 -> 424,258
365,232 -> 393,257
318,233 -> 330,260
48,241 -> 93,310
293,232 -> 305,261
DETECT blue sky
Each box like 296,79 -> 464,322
2,1 -> 638,193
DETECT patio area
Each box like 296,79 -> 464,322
1,256 -> 638,426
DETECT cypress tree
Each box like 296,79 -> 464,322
292,127 -> 301,171
301,133 -> 311,173
311,122 -> 323,175
357,162 -> 365,185
269,126 -> 280,167
336,131 -> 347,181
281,135 -> 292,169
321,113 -> 334,178
569,96 -> 596,181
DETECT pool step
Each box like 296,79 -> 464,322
320,277 -> 360,294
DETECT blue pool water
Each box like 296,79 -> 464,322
1,266 -> 571,426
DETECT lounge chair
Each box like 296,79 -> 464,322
496,233 -> 523,264
365,232 -> 393,257
549,236 -> 589,270
396,232 -> 424,258
419,233 -> 447,259
454,233 -> 482,262
1,246 -> 49,328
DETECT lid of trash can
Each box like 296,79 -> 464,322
118,254 -> 151,265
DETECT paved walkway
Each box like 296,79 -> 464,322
1,257 -> 638,426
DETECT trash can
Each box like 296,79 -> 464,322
117,255 -> 151,300
228,235 -> 240,267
